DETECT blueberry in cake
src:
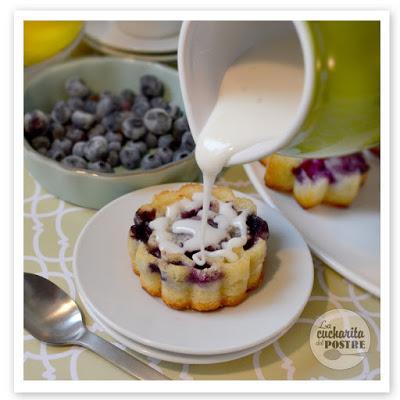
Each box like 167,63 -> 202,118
263,153 -> 369,208
128,184 -> 269,311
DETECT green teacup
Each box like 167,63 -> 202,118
179,21 -> 380,161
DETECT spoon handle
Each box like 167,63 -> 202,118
76,330 -> 169,380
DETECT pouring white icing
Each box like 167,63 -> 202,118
148,193 -> 248,264
194,39 -> 304,264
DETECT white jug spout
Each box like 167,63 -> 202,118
178,20 -> 314,165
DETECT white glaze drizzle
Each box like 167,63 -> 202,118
148,194 -> 248,264
165,192 -> 203,221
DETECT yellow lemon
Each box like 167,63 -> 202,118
24,21 -> 83,67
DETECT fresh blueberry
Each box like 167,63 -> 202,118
52,138 -> 73,155
132,98 -> 150,117
106,150 -> 120,167
61,155 -> 87,169
84,136 -> 108,162
108,141 -> 122,152
66,97 -> 84,112
172,130 -> 184,142
65,77 -> 90,98
66,127 -> 85,143
143,108 -> 172,135
46,119 -> 65,141
140,75 -> 164,98
180,131 -> 195,151
83,99 -> 98,114
133,94 -> 148,104
72,141 -> 87,158
47,147 -> 65,162
145,132 -> 158,148
157,147 -> 173,164
87,160 -> 113,173
51,101 -> 71,124
24,110 -> 49,137
122,116 -> 146,140
120,110 -> 135,121
121,88 -> 135,101
173,116 -> 189,138
158,134 -> 174,148
119,89 -> 135,110
150,97 -> 168,110
166,103 -> 181,119
87,124 -> 106,139
119,146 -> 141,169
134,140 -> 147,155
119,98 -> 132,112
140,152 -> 163,170
101,112 -> 123,132
173,149 -> 191,162
71,110 -> 95,130
31,135 -> 50,151
96,95 -> 117,118
105,130 -> 123,143
125,140 -> 147,155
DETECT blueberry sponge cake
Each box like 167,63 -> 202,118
128,184 -> 269,311
263,153 -> 369,209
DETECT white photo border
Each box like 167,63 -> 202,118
14,8 -> 390,393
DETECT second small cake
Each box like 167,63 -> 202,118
128,184 -> 269,311
263,153 -> 370,208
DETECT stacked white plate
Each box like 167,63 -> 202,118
73,184 -> 314,364
84,22 -> 180,62
244,153 -> 380,297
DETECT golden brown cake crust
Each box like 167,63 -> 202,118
128,184 -> 268,312
264,154 -> 301,193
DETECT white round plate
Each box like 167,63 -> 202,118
73,183 -> 313,355
244,154 -> 380,297
85,22 -> 179,54
80,291 -> 295,364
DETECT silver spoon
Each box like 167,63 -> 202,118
24,273 -> 169,380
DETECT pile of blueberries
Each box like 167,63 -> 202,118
24,75 -> 195,173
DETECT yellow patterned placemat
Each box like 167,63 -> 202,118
24,167 -> 380,380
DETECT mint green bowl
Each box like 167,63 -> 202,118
24,57 -> 200,209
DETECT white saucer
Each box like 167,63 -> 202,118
73,183 -> 313,355
84,34 -> 177,62
85,22 -> 179,54
80,291 -> 296,364
244,153 -> 380,297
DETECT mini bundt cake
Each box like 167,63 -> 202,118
128,184 -> 269,311
263,153 -> 369,208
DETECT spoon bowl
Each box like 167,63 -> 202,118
24,273 -> 85,344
